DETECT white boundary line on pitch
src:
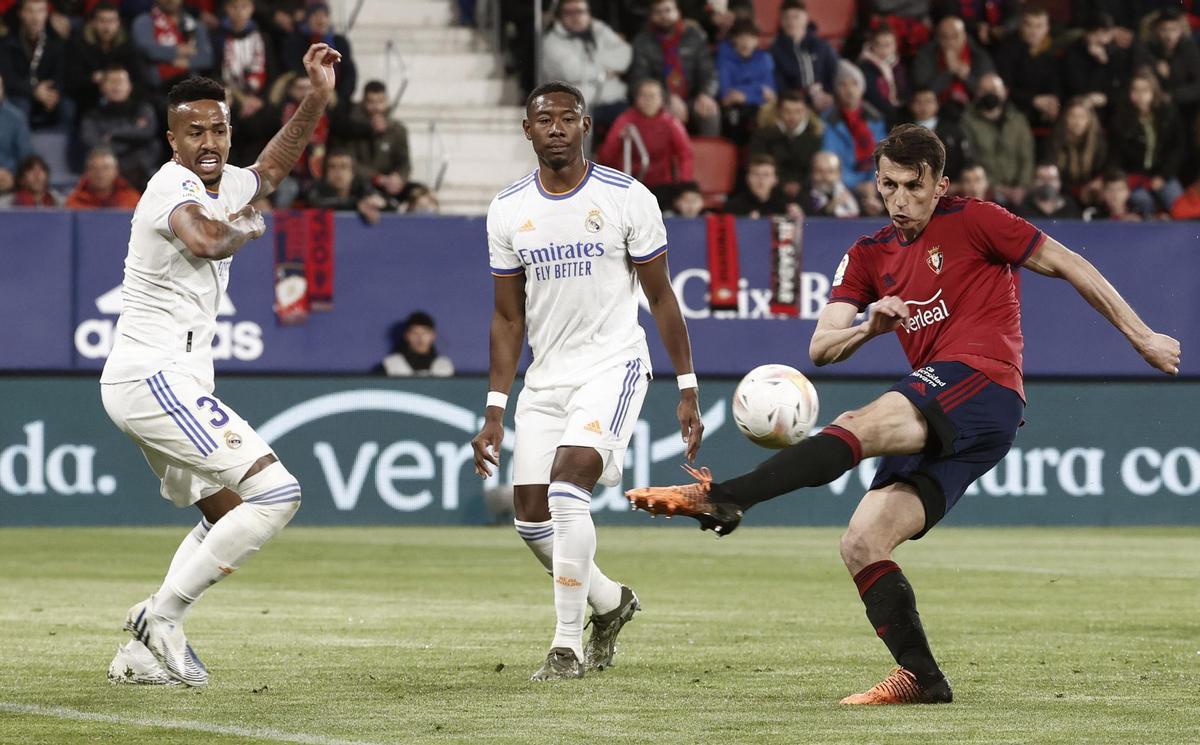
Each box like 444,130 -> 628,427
0,702 -> 387,745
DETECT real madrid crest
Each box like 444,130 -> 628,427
224,430 -> 243,449
584,208 -> 604,233
926,245 -> 943,275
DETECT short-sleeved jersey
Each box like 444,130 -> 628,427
101,161 -> 261,391
829,196 -> 1044,399
487,162 -> 667,389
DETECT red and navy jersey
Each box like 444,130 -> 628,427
828,196 -> 1044,399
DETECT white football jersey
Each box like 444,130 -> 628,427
101,160 -> 260,391
487,162 -> 668,389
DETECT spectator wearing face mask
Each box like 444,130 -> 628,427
960,72 -> 1034,206
1016,162 -> 1082,220
379,311 -> 455,377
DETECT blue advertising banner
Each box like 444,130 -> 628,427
1,377 -> 1197,527
3,211 -> 1196,376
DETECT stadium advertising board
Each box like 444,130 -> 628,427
1,377 -> 1197,527
0,212 -> 1194,376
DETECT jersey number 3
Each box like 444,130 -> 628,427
196,396 -> 230,428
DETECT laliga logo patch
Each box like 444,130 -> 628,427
224,430 -> 243,449
926,245 -> 944,275
182,180 -> 202,198
584,208 -> 604,233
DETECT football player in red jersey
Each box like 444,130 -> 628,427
626,124 -> 1181,705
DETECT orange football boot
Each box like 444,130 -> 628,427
624,465 -> 744,536
839,667 -> 953,705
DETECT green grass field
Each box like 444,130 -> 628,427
0,526 -> 1196,744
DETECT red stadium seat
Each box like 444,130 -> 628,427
754,0 -> 782,47
807,0 -> 857,46
690,137 -> 739,209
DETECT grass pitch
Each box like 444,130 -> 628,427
0,525 -> 1196,744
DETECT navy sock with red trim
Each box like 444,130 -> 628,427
712,425 -> 863,511
854,560 -> 943,687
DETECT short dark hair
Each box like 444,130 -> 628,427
525,80 -> 586,114
961,161 -> 986,175
873,123 -> 946,181
729,18 -> 759,38
404,311 -> 436,330
167,76 -> 226,107
779,88 -> 808,105
1102,168 -> 1127,184
781,0 -> 806,12
556,0 -> 588,17
363,80 -> 387,96
748,153 -> 776,170
675,180 -> 701,195
16,153 -> 49,182
1083,11 -> 1113,31
324,148 -> 354,163
1020,3 -> 1049,19
89,1 -> 118,17
1157,7 -> 1184,23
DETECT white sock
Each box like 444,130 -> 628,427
515,518 -> 623,615
153,467 -> 300,621
547,481 -> 597,661
158,518 -> 211,618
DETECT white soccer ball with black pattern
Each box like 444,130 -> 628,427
732,364 -> 820,449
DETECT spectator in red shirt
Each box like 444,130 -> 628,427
0,153 -> 61,207
66,146 -> 141,209
597,78 -> 693,195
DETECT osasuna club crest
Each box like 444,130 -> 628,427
926,244 -> 944,274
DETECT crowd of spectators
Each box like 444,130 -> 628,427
531,0 -> 1200,222
0,0 -> 432,218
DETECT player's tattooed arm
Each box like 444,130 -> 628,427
810,297 -> 906,365
171,203 -> 266,260
471,276 -> 526,477
1024,235 -> 1182,375
636,256 -> 704,461
249,43 -> 341,200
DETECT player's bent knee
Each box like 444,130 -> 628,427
233,460 -> 302,533
839,528 -> 884,573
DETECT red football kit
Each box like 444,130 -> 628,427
828,196 -> 1044,400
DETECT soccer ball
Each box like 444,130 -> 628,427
732,364 -> 820,449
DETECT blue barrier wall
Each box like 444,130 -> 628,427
1,211 -> 1195,376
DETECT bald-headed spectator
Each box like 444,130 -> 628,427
769,0 -> 838,113
912,15 -> 994,118
748,88 -> 823,199
802,151 -> 859,217
629,0 -> 720,136
960,73 -> 1034,206
993,5 -> 1060,138
66,147 -> 142,209
68,3 -> 150,115
79,66 -> 160,189
0,0 -> 72,130
132,0 -> 214,93
821,60 -> 887,198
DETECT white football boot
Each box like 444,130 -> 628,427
107,640 -> 179,685
124,596 -> 209,687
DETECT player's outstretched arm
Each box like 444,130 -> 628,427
171,203 -> 266,260
248,43 -> 341,199
636,256 -> 703,461
810,296 -> 907,366
1024,236 -> 1181,375
471,276 -> 526,478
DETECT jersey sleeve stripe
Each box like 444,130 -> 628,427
594,164 -> 634,183
491,266 -> 525,276
631,244 -> 668,264
592,173 -> 632,189
249,167 -> 262,197
827,296 -> 868,310
498,173 -> 536,199
166,200 -> 204,238
1016,229 -> 1044,266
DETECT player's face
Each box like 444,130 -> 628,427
167,100 -> 232,187
523,92 -> 590,169
876,155 -> 949,233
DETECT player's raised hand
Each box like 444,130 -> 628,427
1137,332 -> 1182,375
866,295 -> 909,337
227,205 -> 266,240
303,43 -> 341,97
678,390 -> 704,462
471,417 -> 505,478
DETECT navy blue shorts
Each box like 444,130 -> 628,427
870,361 -> 1024,539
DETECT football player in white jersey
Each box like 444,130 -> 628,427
471,81 -> 703,680
100,43 -> 340,687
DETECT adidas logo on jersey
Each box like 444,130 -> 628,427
584,420 -> 602,434
518,219 -> 536,232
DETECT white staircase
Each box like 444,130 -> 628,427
341,0 -> 534,215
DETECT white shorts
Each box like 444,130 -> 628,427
100,370 -> 274,508
513,358 -> 651,487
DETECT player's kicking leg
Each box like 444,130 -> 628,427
627,389 -> 926,533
